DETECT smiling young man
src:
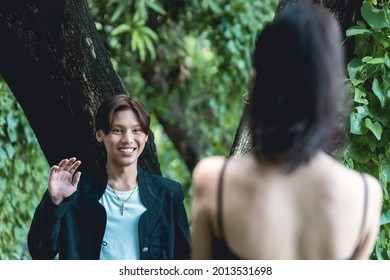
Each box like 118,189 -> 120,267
28,94 -> 191,260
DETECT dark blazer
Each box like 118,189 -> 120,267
27,166 -> 191,260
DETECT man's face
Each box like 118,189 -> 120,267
99,109 -> 148,168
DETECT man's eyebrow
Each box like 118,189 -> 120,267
111,123 -> 141,127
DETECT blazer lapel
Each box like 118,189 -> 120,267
137,166 -> 162,223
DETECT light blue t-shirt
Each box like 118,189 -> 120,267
98,185 -> 146,260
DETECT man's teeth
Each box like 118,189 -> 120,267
119,148 -> 136,152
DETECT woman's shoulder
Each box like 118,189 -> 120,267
193,155 -> 227,171
192,156 -> 227,190
362,172 -> 383,213
319,152 -> 383,207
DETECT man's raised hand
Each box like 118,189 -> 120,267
48,157 -> 81,205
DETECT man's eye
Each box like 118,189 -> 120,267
133,129 -> 142,133
112,129 -> 122,133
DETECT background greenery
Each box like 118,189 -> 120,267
0,84 -> 49,259
0,0 -> 389,259
342,1 -> 390,259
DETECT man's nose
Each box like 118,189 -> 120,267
122,131 -> 134,143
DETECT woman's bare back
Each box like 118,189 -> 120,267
192,152 -> 382,259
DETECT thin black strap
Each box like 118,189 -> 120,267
349,173 -> 369,259
217,158 -> 229,239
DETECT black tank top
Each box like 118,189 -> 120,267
212,158 -> 369,260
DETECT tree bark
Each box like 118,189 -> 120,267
230,0 -> 362,157
0,0 -> 161,175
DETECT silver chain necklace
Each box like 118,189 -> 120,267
107,179 -> 138,215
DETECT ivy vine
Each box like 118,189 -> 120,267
343,0 -> 390,259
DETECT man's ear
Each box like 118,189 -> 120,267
96,130 -> 105,142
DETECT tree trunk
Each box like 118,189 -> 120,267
230,0 -> 362,157
0,0 -> 161,175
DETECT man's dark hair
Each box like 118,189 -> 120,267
95,94 -> 150,135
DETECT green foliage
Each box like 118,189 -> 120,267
0,79 -> 49,259
190,0 -> 276,88
343,0 -> 390,260
180,0 -> 278,156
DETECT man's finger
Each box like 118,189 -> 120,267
49,165 -> 59,177
57,159 -> 68,168
68,160 -> 81,174
72,171 -> 82,186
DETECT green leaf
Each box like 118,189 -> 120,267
145,1 -> 166,15
379,158 -> 390,184
361,2 -> 388,31
132,30 -> 146,61
131,29 -> 141,51
0,148 -> 7,168
381,208 -> 390,225
226,40 -> 239,55
385,52 -> 390,68
344,156 -> 354,169
350,111 -> 367,135
347,58 -> 363,79
355,106 -> 367,114
139,26 -> 158,42
135,0 -> 147,20
5,143 -> 14,159
132,10 -> 146,26
354,87 -> 369,105
376,245 -> 388,260
111,23 -> 131,36
347,142 -> 370,163
375,32 -> 390,49
6,112 -> 18,143
207,0 -> 223,14
143,36 -> 156,60
372,78 -> 386,108
346,26 -> 371,37
365,118 -> 383,140
111,1 -> 130,22
349,78 -> 364,86
362,56 -> 385,64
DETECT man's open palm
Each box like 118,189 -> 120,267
48,157 -> 81,205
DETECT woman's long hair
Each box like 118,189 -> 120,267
250,3 -> 347,172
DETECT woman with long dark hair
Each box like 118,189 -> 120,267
191,2 -> 382,260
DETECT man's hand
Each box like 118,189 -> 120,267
48,157 -> 81,205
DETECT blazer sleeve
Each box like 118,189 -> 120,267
173,183 -> 192,260
27,190 -> 73,259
